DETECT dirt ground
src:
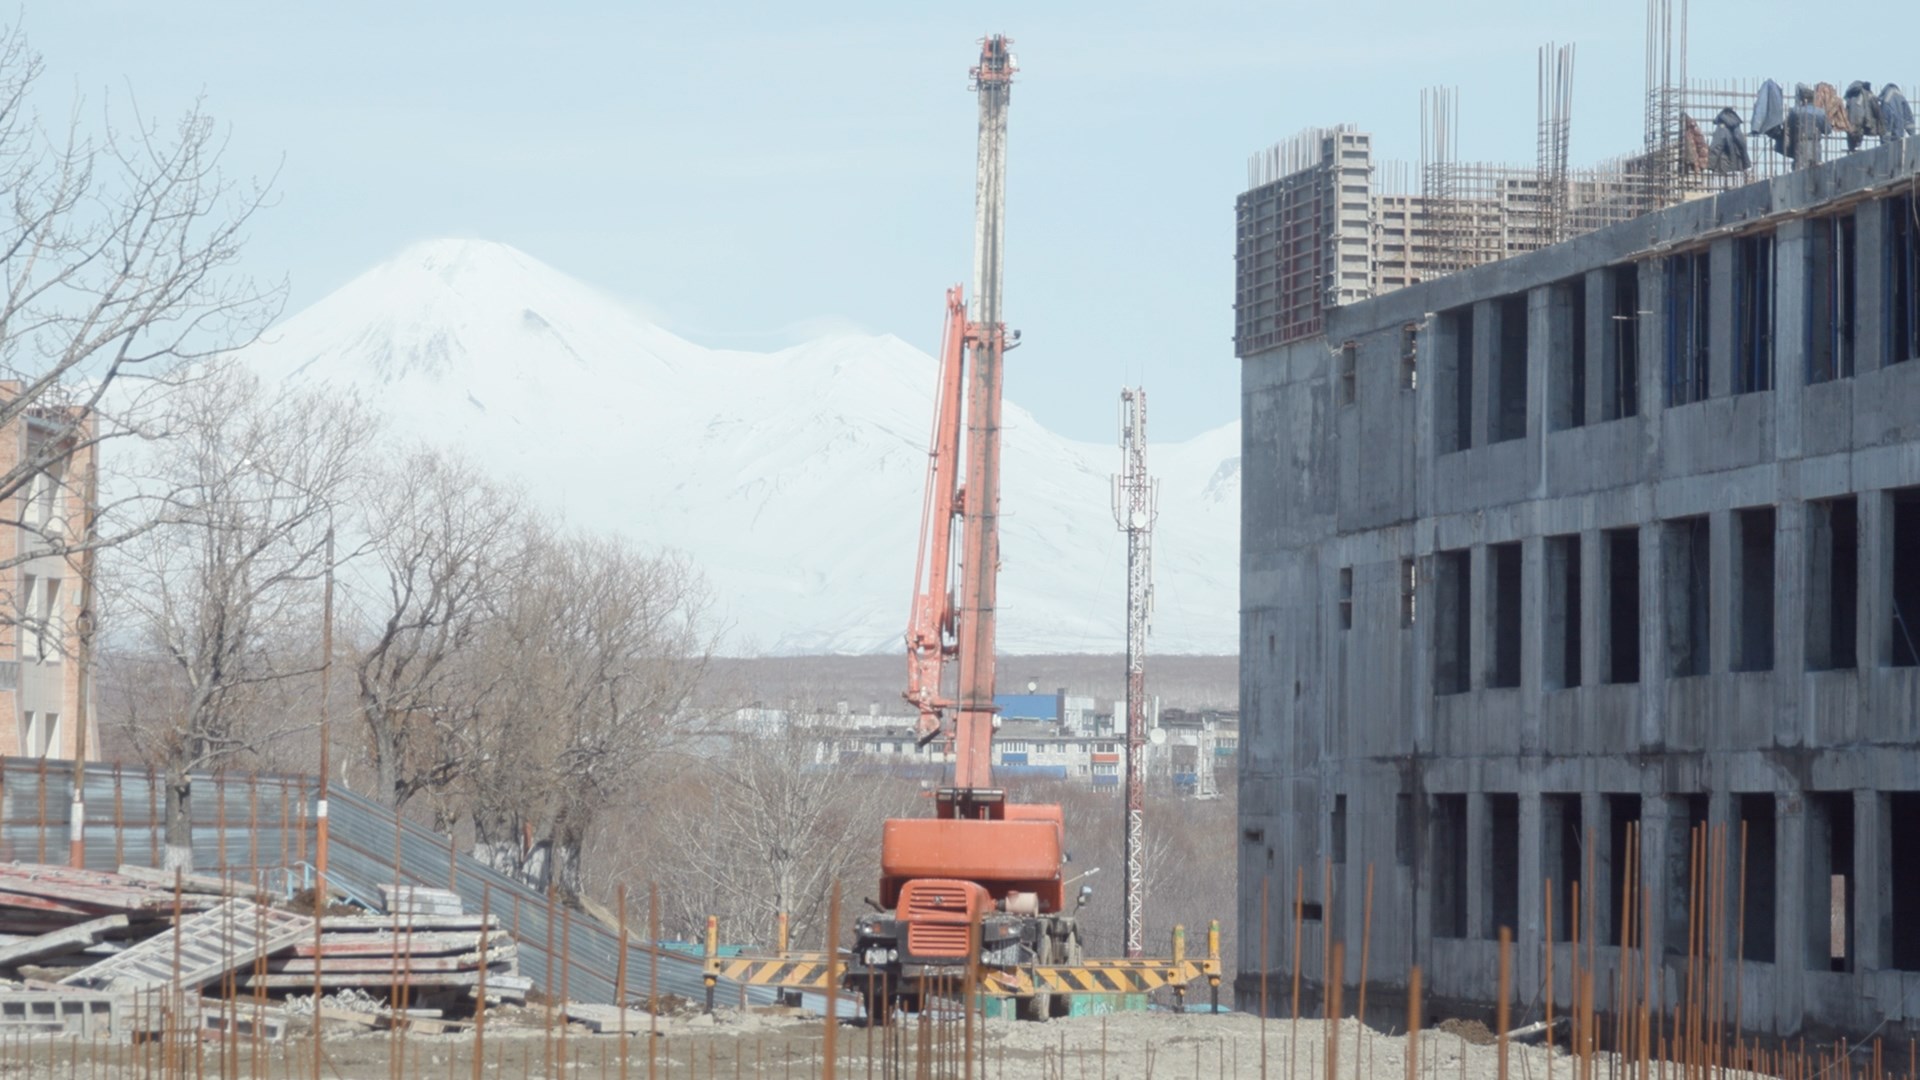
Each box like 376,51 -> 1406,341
0,1004 -> 1604,1079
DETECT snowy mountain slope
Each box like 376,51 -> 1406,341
243,239 -> 1240,655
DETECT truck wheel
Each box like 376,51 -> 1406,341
1048,934 -> 1082,1019
1016,934 -> 1061,1021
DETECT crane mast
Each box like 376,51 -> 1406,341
906,35 -> 1017,796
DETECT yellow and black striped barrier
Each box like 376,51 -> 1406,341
702,918 -> 1223,1009
707,953 -> 837,989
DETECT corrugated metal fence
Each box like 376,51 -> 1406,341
0,759 -> 841,1012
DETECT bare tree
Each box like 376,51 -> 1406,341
462,531 -> 716,900
0,22 -> 280,573
348,449 -> 526,815
651,719 -> 918,946
109,365 -> 376,871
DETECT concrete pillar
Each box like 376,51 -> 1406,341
1521,536 -> 1546,751
1775,219 -> 1810,457
1472,301 -> 1493,447
1709,509 -> 1733,679
1640,791 -> 1674,969
1861,491 -> 1893,668
1709,238 -> 1735,399
1585,269 -> 1609,424
1776,498 -> 1808,746
1640,259 -> 1664,420
1530,285 -> 1551,442
1856,199 -> 1888,373
1854,789 -> 1886,972
1774,790 -> 1807,1034
1467,791 -> 1489,942
1580,530 -> 1605,705
1639,524 -> 1666,748
1470,544 -> 1489,693
1585,792 -> 1615,948
1519,791 -> 1545,989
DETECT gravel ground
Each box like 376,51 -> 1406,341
0,1006 -> 1630,1080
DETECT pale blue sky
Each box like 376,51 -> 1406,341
18,2 -> 1912,442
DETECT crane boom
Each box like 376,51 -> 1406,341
904,36 -> 1017,795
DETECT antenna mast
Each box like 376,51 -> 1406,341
1113,387 -> 1158,957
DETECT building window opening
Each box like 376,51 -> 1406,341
1807,496 -> 1858,671
1439,307 -> 1474,453
1492,294 -> 1529,442
1733,507 -> 1776,673
1605,528 -> 1641,683
1435,550 -> 1472,695
1545,535 -> 1582,690
1488,542 -> 1522,689
1664,516 -> 1712,678
1892,488 -> 1920,667
1486,793 -> 1521,939
1810,792 -> 1855,972
1891,792 -> 1920,970
1606,263 -> 1641,419
1401,323 -> 1419,390
1338,341 -> 1357,406
1738,794 -> 1777,962
1732,233 -> 1775,394
1665,250 -> 1710,406
1432,794 -> 1468,939
1888,193 -> 1920,366
1807,213 -> 1856,383
1607,794 -> 1643,946
1544,794 -> 1583,942
1338,566 -> 1353,631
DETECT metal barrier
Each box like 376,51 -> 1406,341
0,758 -> 843,1012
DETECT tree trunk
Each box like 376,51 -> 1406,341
469,810 -> 523,879
372,715 -> 402,810
163,771 -> 194,873
546,799 -> 592,903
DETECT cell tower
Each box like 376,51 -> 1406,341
1112,387 -> 1158,958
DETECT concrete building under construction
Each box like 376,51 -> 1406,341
1235,111 -> 1920,1041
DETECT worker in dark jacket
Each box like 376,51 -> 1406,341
1883,84 -> 1915,143
1844,81 -> 1883,150
1708,107 -> 1751,173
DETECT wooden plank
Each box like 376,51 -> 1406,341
0,915 -> 129,968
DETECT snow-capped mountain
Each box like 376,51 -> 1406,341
243,239 -> 1239,655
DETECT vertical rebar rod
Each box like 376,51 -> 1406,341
618,884 -> 630,1080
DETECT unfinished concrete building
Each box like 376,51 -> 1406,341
1236,132 -> 1920,1039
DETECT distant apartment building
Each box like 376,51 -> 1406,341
0,390 -> 96,760
742,693 -> 1237,797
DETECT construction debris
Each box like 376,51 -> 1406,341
0,862 -> 526,1042
0,913 -> 129,967
379,884 -> 463,917
60,900 -> 313,994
